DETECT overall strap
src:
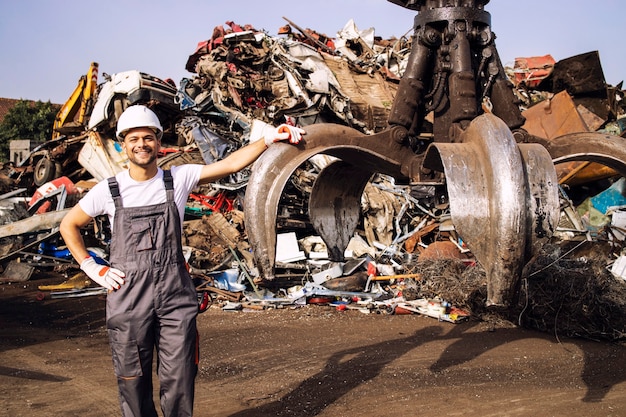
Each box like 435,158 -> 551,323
107,177 -> 123,209
163,170 -> 175,202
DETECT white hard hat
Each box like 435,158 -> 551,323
115,105 -> 163,140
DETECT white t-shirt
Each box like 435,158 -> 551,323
79,165 -> 204,228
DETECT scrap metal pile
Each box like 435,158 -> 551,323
1,14 -> 626,340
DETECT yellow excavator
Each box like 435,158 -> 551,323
51,62 -> 99,139
10,62 -> 101,189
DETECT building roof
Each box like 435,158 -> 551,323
0,98 -> 61,124
0,98 -> 22,123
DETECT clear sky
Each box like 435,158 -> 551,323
1,0 -> 624,104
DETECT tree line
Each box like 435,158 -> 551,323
0,100 -> 59,162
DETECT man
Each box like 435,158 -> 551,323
60,105 -> 304,417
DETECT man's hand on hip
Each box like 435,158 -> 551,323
80,257 -> 126,290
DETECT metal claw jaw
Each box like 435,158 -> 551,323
423,113 -> 560,306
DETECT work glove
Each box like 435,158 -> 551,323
264,124 -> 306,146
80,256 -> 125,291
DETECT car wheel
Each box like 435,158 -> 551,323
33,158 -> 56,186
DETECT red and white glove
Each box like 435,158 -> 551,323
264,124 -> 306,146
80,257 -> 126,291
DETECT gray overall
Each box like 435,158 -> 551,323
106,170 -> 198,417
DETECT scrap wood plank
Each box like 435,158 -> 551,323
38,272 -> 91,291
0,209 -> 70,239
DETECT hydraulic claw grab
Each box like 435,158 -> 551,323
244,0 -> 626,307
422,113 -> 559,305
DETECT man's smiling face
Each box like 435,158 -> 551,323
122,127 -> 161,168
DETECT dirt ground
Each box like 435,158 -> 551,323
1,273 -> 626,417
